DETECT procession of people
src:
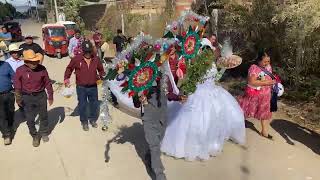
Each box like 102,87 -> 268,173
0,11 -> 284,180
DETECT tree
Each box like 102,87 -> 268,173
0,2 -> 16,19
273,0 -> 320,85
63,0 -> 85,30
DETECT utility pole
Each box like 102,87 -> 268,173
53,0 -> 59,22
28,0 -> 32,17
121,13 -> 125,35
34,0 -> 40,21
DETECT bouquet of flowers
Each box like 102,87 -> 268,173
179,49 -> 215,95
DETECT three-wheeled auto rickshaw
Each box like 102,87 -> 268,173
42,24 -> 68,59
57,21 -> 77,40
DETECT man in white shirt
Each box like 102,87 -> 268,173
5,44 -> 25,117
5,44 -> 24,72
68,29 -> 83,58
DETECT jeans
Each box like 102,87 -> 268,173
76,85 -> 99,124
23,91 -> 49,137
109,89 -> 118,105
0,92 -> 15,138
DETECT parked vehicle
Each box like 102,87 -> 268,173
42,24 -> 68,59
57,21 -> 77,40
4,21 -> 23,42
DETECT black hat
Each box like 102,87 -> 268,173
82,40 -> 93,53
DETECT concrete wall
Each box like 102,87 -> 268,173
79,4 -> 107,29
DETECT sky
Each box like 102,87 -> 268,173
0,0 -> 36,6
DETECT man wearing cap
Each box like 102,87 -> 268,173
14,50 -> 53,147
19,35 -> 44,64
0,56 -> 15,145
64,40 -> 105,131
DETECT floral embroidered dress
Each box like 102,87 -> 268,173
238,64 -> 273,120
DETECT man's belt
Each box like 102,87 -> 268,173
79,84 -> 97,88
0,89 -> 13,95
22,90 -> 45,96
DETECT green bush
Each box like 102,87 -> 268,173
101,28 -> 114,42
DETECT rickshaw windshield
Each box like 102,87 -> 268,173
48,28 -> 66,37
64,24 -> 77,30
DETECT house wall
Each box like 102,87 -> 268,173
175,0 -> 193,16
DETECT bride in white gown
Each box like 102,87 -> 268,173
160,47 -> 246,161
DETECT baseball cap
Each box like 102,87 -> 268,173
25,35 -> 33,39
81,40 -> 93,53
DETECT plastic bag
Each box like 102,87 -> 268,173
61,87 -> 74,98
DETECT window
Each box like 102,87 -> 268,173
48,28 -> 66,37
64,24 -> 77,30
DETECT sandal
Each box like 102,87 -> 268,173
260,133 -> 273,140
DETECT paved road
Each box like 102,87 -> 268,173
1,19 -> 319,180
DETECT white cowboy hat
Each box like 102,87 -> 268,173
8,44 -> 23,52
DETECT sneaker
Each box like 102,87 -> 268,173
33,136 -> 41,147
4,137 -> 12,145
102,125 -> 108,131
90,121 -> 98,128
82,124 -> 89,131
42,135 -> 49,142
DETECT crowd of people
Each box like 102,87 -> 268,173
0,24 -> 135,146
0,18 -> 279,180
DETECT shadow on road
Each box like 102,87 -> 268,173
48,107 -> 66,134
11,107 -> 66,139
104,123 -> 155,179
271,119 -> 320,155
245,120 -> 260,135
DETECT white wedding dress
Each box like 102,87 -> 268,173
160,63 -> 246,161
107,80 -> 138,111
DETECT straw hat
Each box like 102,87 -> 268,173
23,50 -> 43,62
8,44 -> 23,52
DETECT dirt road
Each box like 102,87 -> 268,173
0,19 -> 319,180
